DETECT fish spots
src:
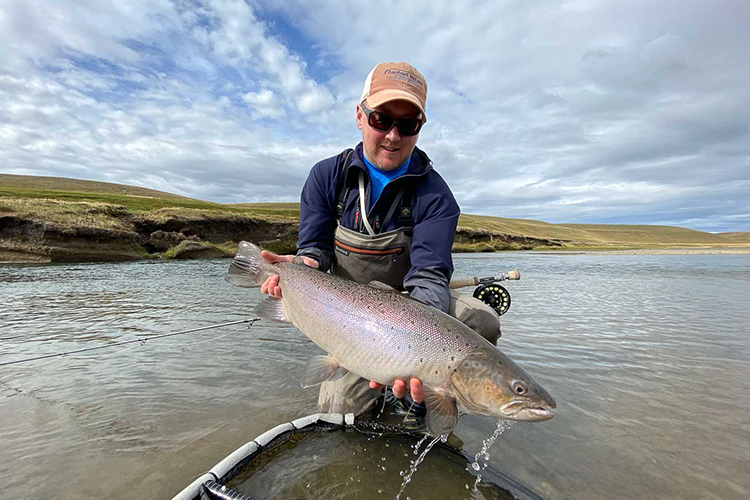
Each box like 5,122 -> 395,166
420,358 -> 424,363
451,356 -> 455,361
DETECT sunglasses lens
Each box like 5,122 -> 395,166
363,105 -> 423,136
368,112 -> 395,132
398,119 -> 422,136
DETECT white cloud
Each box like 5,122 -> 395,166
242,89 -> 285,119
0,0 -> 748,231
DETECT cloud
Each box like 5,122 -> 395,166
0,0 -> 749,232
242,89 -> 285,119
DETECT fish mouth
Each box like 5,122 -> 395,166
500,401 -> 555,421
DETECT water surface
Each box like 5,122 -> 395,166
1,253 -> 749,499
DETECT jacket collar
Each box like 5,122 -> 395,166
344,142 -> 433,185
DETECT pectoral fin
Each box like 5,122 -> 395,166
422,385 -> 459,436
254,297 -> 290,323
303,355 -> 348,388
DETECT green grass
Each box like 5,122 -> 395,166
0,186 -> 228,212
2,174 -> 748,248
0,173 -> 189,199
0,197 -> 135,232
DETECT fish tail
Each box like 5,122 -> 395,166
225,241 -> 269,288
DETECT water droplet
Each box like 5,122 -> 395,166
382,456 -> 386,461
472,462 -> 480,471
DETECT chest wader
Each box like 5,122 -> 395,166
318,151 -> 501,416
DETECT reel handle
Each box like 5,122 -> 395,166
449,277 -> 478,289
448,270 -> 521,289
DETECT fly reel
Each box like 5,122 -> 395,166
449,269 -> 519,317
473,283 -> 511,316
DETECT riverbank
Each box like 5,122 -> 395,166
1,174 -> 748,263
540,247 -> 750,255
0,201 -> 558,263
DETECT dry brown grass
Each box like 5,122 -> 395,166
718,232 -> 750,243
2,174 -> 747,249
1,197 -> 134,232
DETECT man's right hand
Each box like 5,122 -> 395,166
259,250 -> 319,299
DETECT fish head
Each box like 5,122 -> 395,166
450,349 -> 556,422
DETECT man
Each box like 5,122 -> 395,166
260,62 -> 499,414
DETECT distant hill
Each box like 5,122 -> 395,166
457,215 -> 737,247
1,174 -> 748,263
0,173 -> 191,199
718,232 -> 750,243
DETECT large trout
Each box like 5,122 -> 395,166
226,242 -> 555,435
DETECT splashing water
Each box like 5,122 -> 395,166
394,433 -> 447,500
378,385 -> 390,416
412,435 -> 428,455
467,420 -> 514,492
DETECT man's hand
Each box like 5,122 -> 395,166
259,250 -> 319,299
369,377 -> 424,404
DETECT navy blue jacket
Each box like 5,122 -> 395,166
297,143 -> 460,312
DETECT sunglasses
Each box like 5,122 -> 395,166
360,102 -> 424,137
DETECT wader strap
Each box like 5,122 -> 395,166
383,184 -> 406,231
397,184 -> 415,236
335,149 -> 355,220
357,171 -> 376,236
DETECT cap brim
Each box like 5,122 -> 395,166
366,90 -> 427,123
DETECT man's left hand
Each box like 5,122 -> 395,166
369,377 -> 424,403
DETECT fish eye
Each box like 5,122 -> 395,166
512,381 -> 527,395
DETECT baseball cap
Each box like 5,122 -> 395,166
360,62 -> 428,122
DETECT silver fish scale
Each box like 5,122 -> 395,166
269,261 -> 489,388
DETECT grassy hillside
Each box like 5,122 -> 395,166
718,232 -> 750,243
2,174 -> 748,250
1,174 -> 190,199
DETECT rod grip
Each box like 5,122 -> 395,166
449,277 -> 478,289
507,269 -> 521,280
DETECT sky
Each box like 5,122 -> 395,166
1,0 -> 748,233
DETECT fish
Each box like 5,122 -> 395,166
226,241 -> 556,435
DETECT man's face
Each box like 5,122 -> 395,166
356,99 -> 421,171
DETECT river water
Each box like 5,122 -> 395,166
1,253 -> 749,499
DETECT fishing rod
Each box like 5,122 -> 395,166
449,270 -> 521,316
0,317 -> 260,368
